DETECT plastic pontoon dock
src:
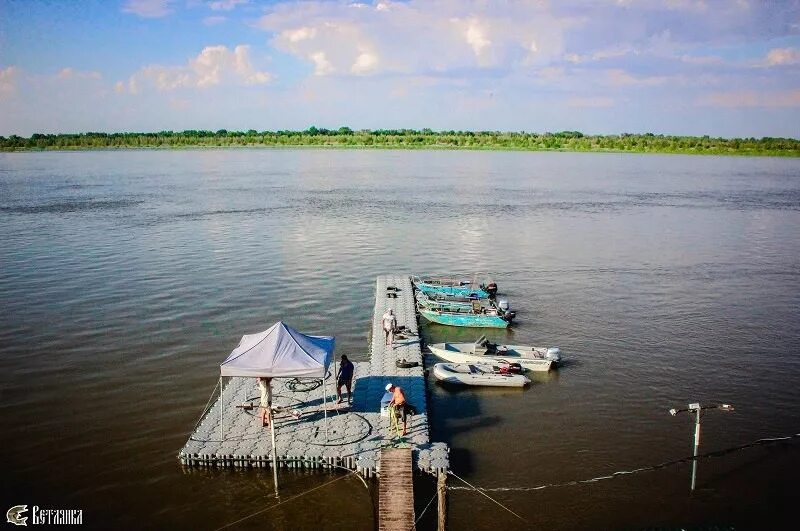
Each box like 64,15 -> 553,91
179,275 -> 449,479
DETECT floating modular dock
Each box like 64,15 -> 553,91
179,275 -> 449,478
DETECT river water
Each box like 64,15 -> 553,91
1,149 -> 799,530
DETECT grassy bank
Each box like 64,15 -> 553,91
2,129 -> 799,157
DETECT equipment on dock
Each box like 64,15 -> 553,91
428,335 -> 560,372
432,362 -> 531,387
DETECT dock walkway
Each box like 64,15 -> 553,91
378,448 -> 415,531
179,275 -> 449,477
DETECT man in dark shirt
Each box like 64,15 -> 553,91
336,355 -> 355,404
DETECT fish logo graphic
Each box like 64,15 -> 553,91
6,505 -> 28,526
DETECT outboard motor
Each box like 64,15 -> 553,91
545,347 -> 562,364
497,299 -> 509,312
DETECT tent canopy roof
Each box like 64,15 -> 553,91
220,321 -> 334,378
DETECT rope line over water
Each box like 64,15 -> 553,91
448,432 -> 800,493
192,378 -> 221,432
447,471 -> 528,523
410,490 -> 439,531
214,472 -> 360,531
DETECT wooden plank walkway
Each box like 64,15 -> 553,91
378,447 -> 415,531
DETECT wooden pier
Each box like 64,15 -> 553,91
378,448 -> 415,531
178,275 -> 449,478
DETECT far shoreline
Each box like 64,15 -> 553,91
4,143 -> 800,158
4,145 -> 800,158
3,129 -> 799,157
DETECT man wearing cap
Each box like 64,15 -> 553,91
386,383 -> 409,436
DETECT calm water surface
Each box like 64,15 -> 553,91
1,149 -> 799,530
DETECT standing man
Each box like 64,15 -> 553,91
258,377 -> 273,427
336,354 -> 355,404
382,308 -> 397,348
386,382 -> 410,436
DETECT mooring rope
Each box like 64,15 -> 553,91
192,378 -> 221,432
410,490 -> 439,530
214,472 -> 357,530
447,470 -> 528,523
448,432 -> 800,493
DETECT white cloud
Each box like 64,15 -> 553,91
0,66 -> 19,101
765,47 -> 800,66
310,51 -> 334,76
284,27 -> 317,43
208,0 -> 248,11
56,68 -> 102,80
203,16 -> 227,26
568,96 -> 615,108
606,69 -> 667,87
697,90 -> 800,108
351,51 -> 378,74
122,0 -> 174,18
259,0 -> 567,77
128,45 -> 271,92
114,81 -> 126,93
0,66 -> 20,99
464,18 -> 491,59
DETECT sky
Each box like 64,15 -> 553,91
1,0 -> 799,138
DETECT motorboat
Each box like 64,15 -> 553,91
412,275 -> 498,299
432,362 -> 530,387
428,335 -> 561,372
419,305 -> 513,328
417,291 -> 496,311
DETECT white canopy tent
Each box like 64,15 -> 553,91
218,321 -> 335,494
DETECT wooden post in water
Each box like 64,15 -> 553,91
437,471 -> 447,531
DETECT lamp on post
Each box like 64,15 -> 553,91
668,402 -> 734,492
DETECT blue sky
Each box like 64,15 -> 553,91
1,0 -> 799,137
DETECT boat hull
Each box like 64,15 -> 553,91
432,363 -> 530,387
420,309 -> 510,328
428,343 -> 556,372
417,296 -> 475,312
416,283 -> 490,299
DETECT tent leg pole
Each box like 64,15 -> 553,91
270,418 -> 279,497
323,375 -> 328,442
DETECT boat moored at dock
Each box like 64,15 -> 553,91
432,362 -> 531,387
428,336 -> 561,372
419,305 -> 514,328
412,275 -> 498,299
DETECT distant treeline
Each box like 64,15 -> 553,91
2,128 -> 799,156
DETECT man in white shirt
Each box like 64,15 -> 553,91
381,308 -> 397,347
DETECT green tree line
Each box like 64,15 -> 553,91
1,128 -> 798,156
